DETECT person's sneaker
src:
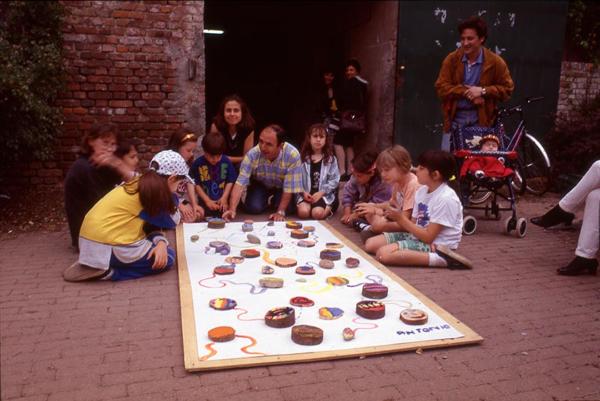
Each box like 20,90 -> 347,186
435,245 -> 473,270
359,228 -> 377,243
352,218 -> 370,232
63,262 -> 112,282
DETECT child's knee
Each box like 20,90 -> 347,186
311,209 -> 325,219
365,237 -> 378,253
297,206 -> 310,219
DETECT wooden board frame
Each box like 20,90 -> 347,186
177,222 -> 483,371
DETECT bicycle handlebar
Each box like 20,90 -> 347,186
497,96 -> 544,119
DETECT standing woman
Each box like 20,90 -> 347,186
209,94 -> 256,167
336,59 -> 368,182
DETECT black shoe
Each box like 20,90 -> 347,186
435,245 -> 473,270
530,205 -> 574,228
557,256 -> 598,276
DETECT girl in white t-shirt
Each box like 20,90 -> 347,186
376,150 -> 473,269
356,145 -> 421,252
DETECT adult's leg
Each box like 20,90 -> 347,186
271,188 -> 297,215
575,188 -> 600,259
334,144 -> 346,176
346,146 -> 355,174
242,180 -> 269,214
560,160 -> 600,213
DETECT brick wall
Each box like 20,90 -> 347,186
14,0 -> 205,189
556,61 -> 600,118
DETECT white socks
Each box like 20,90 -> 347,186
428,252 -> 448,267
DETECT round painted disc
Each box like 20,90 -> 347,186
190,235 -> 199,242
295,265 -> 315,275
214,264 -> 235,275
326,276 -> 349,286
208,326 -> 235,342
345,257 -> 360,268
209,297 -> 237,310
290,296 -> 315,307
275,257 -> 297,268
225,256 -> 245,265
297,239 -> 316,248
400,309 -> 428,325
319,307 -> 344,320
325,242 -> 344,249
267,241 -> 283,249
240,249 -> 260,258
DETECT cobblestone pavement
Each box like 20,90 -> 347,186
1,194 -> 599,401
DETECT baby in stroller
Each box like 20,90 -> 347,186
458,134 -> 513,181
452,126 -> 526,237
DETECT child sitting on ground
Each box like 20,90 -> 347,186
459,134 -> 513,180
296,123 -> 340,220
356,145 -> 421,247
375,150 -> 473,269
189,132 -> 236,218
63,150 -> 192,282
167,131 -> 204,222
340,150 -> 392,229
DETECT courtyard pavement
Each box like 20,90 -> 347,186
1,193 -> 599,401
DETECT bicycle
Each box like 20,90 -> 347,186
495,97 -> 552,196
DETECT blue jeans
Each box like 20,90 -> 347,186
243,179 -> 296,215
441,109 -> 479,151
109,239 -> 175,281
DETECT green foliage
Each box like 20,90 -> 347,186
0,1 -> 66,165
566,0 -> 600,64
547,94 -> 600,188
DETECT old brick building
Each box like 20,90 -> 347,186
20,1 -> 205,188
8,1 -> 592,190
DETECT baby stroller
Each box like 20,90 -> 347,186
451,124 -> 527,238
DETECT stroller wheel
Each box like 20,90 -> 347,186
463,215 -> 477,235
503,216 -> 516,234
515,217 -> 527,238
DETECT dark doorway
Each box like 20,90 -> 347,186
204,1 -> 347,147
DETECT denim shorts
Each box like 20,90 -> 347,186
383,232 -> 431,252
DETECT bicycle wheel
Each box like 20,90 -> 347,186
518,133 -> 551,195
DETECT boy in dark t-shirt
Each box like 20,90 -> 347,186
190,132 -> 236,217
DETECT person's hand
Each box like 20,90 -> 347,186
222,209 -> 236,222
311,192 -> 324,202
205,199 -> 220,211
341,212 -> 358,225
219,200 -> 228,212
384,205 -> 405,226
302,192 -> 313,203
179,203 -> 195,223
269,212 -> 286,222
472,97 -> 484,105
463,85 -> 483,100
90,149 -> 119,168
148,241 -> 168,269
355,204 -> 376,216
193,205 -> 205,221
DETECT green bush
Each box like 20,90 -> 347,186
547,94 -> 600,191
0,1 -> 65,166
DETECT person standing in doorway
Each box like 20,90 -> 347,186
209,94 -> 256,169
435,16 -> 514,151
336,59 -> 368,181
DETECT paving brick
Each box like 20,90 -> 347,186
2,196 -> 599,401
